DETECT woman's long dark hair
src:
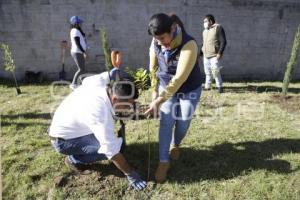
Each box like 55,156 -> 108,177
169,13 -> 186,34
148,13 -> 185,36
70,24 -> 86,37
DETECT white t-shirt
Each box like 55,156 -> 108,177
70,28 -> 87,54
49,72 -> 122,159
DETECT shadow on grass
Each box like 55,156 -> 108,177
0,78 -> 63,87
54,163 -> 125,187
1,113 -> 52,128
1,113 -> 52,120
223,85 -> 300,94
49,138 -> 300,189
125,138 -> 300,183
1,122 -> 50,128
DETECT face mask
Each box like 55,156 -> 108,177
204,22 -> 209,29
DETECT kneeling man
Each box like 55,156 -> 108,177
49,71 -> 146,190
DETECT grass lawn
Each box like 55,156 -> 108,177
1,80 -> 300,200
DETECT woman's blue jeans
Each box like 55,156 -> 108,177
159,86 -> 201,162
52,134 -> 107,164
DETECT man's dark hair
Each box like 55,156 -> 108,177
112,79 -> 139,100
148,13 -> 173,36
205,14 -> 215,24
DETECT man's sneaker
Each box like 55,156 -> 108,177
218,87 -> 223,93
69,84 -> 78,90
64,157 -> 92,175
203,87 -> 211,91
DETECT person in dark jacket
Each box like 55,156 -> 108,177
145,13 -> 202,183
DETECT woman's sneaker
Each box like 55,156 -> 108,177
155,162 -> 170,183
169,145 -> 180,160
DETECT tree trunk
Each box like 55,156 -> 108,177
282,25 -> 300,95
12,71 -> 21,95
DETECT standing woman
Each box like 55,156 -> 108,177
69,16 -> 87,90
145,13 -> 202,183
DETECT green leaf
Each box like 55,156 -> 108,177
125,67 -> 150,92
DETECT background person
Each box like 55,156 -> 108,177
201,14 -> 227,93
69,16 -> 88,90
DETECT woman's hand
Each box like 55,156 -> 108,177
152,90 -> 158,101
144,96 -> 164,117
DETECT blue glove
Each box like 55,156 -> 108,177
126,170 -> 147,190
109,68 -> 120,81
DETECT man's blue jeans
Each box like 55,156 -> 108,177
159,86 -> 201,162
51,134 -> 107,164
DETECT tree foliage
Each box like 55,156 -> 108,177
125,67 -> 150,92
100,28 -> 113,71
1,43 -> 16,72
1,43 -> 21,95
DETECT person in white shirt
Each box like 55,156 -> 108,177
69,16 -> 88,90
49,71 -> 147,190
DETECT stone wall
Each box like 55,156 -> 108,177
0,0 -> 300,81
